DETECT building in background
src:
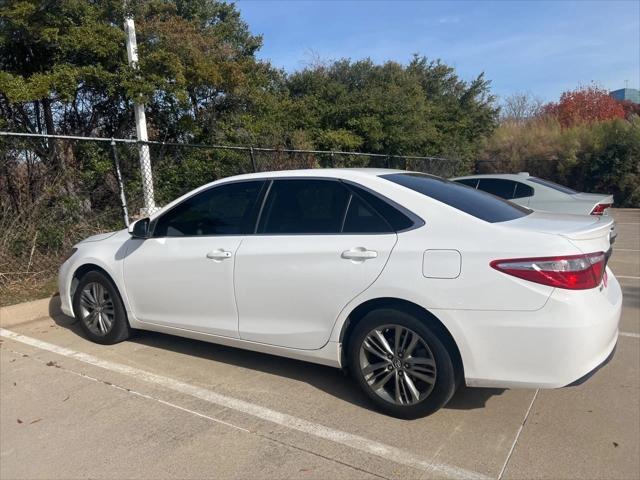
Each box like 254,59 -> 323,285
609,88 -> 640,104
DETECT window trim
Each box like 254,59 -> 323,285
253,176 -> 424,236
341,180 -> 425,233
340,191 -> 393,234
477,178 -> 519,200
455,177 -> 535,200
255,177 -> 355,236
149,179 -> 268,238
149,175 -> 426,238
339,194 -> 354,232
512,181 -> 535,199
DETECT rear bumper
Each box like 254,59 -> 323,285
448,268 -> 622,389
565,341 -> 616,387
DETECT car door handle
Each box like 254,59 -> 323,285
341,248 -> 378,260
206,250 -> 233,260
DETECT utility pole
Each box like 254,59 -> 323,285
124,17 -> 156,215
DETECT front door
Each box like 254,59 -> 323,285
123,180 -> 265,337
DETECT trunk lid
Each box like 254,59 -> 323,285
571,192 -> 613,203
503,211 -> 615,253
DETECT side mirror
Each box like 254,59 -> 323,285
128,217 -> 150,239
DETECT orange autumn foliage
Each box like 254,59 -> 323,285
542,85 -> 625,128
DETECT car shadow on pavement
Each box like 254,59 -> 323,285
48,295 -> 505,413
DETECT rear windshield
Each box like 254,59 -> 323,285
382,173 -> 531,223
529,177 -> 578,194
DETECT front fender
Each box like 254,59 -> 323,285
58,231 -> 132,319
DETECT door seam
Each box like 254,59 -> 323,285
232,237 -> 244,339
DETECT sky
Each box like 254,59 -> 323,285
235,0 -> 640,102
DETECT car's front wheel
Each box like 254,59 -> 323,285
348,309 -> 458,419
72,270 -> 130,345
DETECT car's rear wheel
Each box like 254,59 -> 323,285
73,271 -> 130,345
348,308 -> 458,418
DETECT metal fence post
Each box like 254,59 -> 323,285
136,140 -> 156,214
110,139 -> 130,227
250,146 -> 257,172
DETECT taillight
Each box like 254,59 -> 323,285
590,203 -> 612,215
490,252 -> 606,290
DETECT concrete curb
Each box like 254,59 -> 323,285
0,296 -> 56,327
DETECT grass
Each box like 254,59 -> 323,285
0,275 -> 58,307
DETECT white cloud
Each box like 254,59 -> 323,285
437,16 -> 460,24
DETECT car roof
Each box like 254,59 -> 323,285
219,168 -> 407,182
451,173 -> 533,181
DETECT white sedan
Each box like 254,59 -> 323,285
58,169 -> 622,418
451,173 -> 614,215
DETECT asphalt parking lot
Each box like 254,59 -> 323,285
1,209 -> 638,480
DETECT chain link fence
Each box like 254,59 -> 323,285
1,132 -> 459,304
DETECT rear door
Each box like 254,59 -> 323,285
235,178 -> 397,350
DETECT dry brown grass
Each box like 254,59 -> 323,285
0,274 -> 58,307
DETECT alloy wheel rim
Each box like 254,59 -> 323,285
79,282 -> 115,336
359,325 -> 436,405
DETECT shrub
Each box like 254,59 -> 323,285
478,117 -> 640,207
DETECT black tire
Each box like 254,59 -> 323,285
348,308 -> 458,419
72,270 -> 131,345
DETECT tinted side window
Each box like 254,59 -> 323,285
154,181 -> 263,237
513,182 -> 534,199
346,183 -> 415,231
342,195 -> 392,233
454,178 -> 479,188
477,179 -> 517,199
259,179 -> 350,234
382,173 -> 530,223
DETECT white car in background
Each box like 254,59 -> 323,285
58,169 -> 621,418
451,173 -> 614,216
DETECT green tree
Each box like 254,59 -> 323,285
0,0 -> 264,153
213,55 -> 498,173
1,1 -> 498,180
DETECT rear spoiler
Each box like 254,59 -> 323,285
560,217 -> 615,241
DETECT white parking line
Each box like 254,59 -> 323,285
620,332 -> 640,339
616,275 -> 640,280
613,249 -> 640,252
0,328 -> 489,480
6,346 -> 393,480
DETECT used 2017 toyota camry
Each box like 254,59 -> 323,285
58,169 -> 622,418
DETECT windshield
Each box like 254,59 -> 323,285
529,177 -> 578,195
382,173 -> 531,223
